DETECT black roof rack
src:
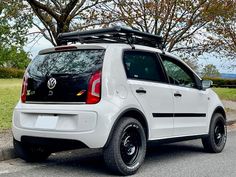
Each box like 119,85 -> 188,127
57,26 -> 164,49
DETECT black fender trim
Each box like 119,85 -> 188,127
212,106 -> 226,120
207,106 -> 226,134
103,108 -> 149,148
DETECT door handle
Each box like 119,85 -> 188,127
136,88 -> 146,94
174,93 -> 182,97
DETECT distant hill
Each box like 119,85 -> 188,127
220,73 -> 236,79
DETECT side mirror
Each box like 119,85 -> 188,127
202,80 -> 213,90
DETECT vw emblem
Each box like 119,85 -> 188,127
47,78 -> 57,90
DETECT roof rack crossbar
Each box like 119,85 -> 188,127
58,26 -> 163,49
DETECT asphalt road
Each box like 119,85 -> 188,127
0,130 -> 235,177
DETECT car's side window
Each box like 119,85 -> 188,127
162,57 -> 196,88
123,51 -> 166,82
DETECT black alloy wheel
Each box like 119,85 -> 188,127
103,117 -> 146,175
202,113 -> 227,153
214,120 -> 225,146
120,125 -> 142,166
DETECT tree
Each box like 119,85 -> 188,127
207,2 -> 236,66
25,0 -> 236,68
202,64 -> 220,78
0,0 -> 32,69
0,46 -> 29,69
0,0 -> 32,47
97,0 -> 236,58
26,0 -> 111,46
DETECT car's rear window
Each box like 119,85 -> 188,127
28,49 -> 105,77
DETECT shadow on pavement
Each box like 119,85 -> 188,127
40,140 -> 205,176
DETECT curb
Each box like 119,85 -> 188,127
0,120 -> 236,162
0,147 -> 17,162
226,120 -> 236,126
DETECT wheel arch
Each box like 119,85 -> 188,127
212,106 -> 226,120
104,108 -> 149,148
207,106 -> 226,134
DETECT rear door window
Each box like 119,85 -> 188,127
123,51 -> 166,83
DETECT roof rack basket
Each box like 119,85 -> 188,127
58,26 -> 164,49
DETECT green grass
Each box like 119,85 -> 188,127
0,79 -> 21,130
0,79 -> 235,131
213,88 -> 236,101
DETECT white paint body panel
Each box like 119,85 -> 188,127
127,80 -> 174,139
171,86 -> 208,136
12,43 -> 225,148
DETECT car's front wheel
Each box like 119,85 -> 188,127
14,139 -> 51,162
103,117 -> 146,175
202,113 -> 227,153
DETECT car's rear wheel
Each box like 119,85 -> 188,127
103,117 -> 146,175
14,139 -> 51,162
202,113 -> 227,153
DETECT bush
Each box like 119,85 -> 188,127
204,77 -> 236,88
0,68 -> 25,78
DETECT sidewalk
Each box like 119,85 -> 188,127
222,100 -> 236,125
0,100 -> 236,162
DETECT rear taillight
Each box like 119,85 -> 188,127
86,71 -> 101,104
21,73 -> 28,103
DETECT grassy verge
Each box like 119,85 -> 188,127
213,88 -> 236,101
0,79 -> 21,130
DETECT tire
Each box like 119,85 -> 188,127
13,139 -> 51,162
103,117 -> 146,176
202,113 -> 227,153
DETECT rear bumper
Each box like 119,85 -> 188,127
12,101 -> 119,148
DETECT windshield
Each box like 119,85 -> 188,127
28,49 -> 105,77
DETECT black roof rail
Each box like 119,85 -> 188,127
57,26 -> 164,49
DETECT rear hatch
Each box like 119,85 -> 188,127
25,48 -> 105,103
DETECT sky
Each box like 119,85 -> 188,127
24,27 -> 236,74
199,54 -> 236,74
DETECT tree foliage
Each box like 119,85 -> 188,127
0,0 -> 32,47
26,0 -> 236,66
0,0 -> 32,69
202,64 -> 220,78
97,0 -> 236,60
0,46 -> 29,69
208,2 -> 236,62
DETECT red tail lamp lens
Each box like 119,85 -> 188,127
21,73 -> 28,103
86,71 -> 101,104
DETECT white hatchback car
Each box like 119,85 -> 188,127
12,27 -> 227,175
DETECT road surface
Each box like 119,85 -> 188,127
0,130 -> 235,177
